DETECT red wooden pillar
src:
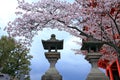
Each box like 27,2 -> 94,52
106,65 -> 114,80
106,59 -> 120,80
116,59 -> 120,76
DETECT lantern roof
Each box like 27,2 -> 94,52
81,35 -> 103,50
42,34 -> 63,50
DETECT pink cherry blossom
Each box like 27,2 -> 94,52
5,0 -> 120,65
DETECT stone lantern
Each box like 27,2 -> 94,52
81,35 -> 109,80
41,34 -> 63,80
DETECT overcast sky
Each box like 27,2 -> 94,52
0,0 -> 93,80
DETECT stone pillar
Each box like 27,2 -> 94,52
41,52 -> 62,80
85,52 -> 109,80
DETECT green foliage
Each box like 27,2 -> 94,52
0,36 -> 32,80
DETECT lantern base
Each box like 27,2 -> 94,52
86,68 -> 109,80
41,52 -> 62,80
85,52 -> 109,80
42,72 -> 62,80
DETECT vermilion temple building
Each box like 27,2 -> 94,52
98,57 -> 120,80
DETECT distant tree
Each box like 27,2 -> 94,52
6,0 -> 120,66
0,36 -> 32,80
0,36 -> 15,68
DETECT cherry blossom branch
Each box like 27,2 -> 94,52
115,8 -> 120,20
110,22 -> 117,45
107,11 -> 120,34
101,25 -> 112,41
67,26 -> 90,37
97,20 -> 120,53
68,25 -> 120,54
97,16 -> 112,42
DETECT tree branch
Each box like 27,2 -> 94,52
56,17 -> 120,55
67,26 -> 90,37
110,21 -> 117,45
115,7 -> 120,20
107,11 -> 120,34
97,19 -> 112,43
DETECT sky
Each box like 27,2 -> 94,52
0,0 -> 105,80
